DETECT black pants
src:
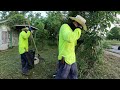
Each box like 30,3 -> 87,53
55,60 -> 78,79
21,53 -> 29,73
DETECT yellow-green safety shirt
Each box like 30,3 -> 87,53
58,24 -> 81,65
19,31 -> 30,54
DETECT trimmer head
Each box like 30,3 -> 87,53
38,54 -> 45,61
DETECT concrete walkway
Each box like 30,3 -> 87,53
105,45 -> 120,58
106,45 -> 120,55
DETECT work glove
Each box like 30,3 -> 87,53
24,48 -> 28,52
77,26 -> 83,30
29,26 -> 32,32
61,57 -> 65,64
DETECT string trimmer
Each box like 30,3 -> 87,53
26,19 -> 45,64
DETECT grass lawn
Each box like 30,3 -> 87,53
105,40 -> 120,45
1,43 -> 120,79
102,39 -> 120,49
0,45 -> 58,79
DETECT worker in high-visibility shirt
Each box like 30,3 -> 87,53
18,27 -> 31,75
55,15 -> 87,79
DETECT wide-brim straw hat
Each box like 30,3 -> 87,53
22,27 -> 29,31
69,15 -> 87,31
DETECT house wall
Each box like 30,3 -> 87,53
0,31 -> 2,46
12,30 -> 19,46
0,25 -> 9,50
0,25 -> 20,50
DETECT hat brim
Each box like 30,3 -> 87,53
69,17 -> 87,31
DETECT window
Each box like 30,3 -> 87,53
2,31 -> 8,44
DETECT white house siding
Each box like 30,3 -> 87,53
12,30 -> 19,46
0,25 -> 9,50
0,31 -> 2,46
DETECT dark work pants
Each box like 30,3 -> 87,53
21,53 -> 29,73
55,60 -> 78,79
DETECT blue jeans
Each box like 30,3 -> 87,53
55,60 -> 78,79
21,53 -> 29,73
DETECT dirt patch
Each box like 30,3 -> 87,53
104,50 -> 120,58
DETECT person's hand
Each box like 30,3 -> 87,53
77,25 -> 83,30
24,48 -> 28,52
29,26 -> 32,32
61,57 -> 65,64
31,30 -> 33,33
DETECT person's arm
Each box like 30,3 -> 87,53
74,28 -> 81,40
21,31 -> 31,40
61,24 -> 81,43
27,31 -> 31,38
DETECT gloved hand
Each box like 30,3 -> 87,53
24,48 -> 28,52
61,57 -> 65,64
29,26 -> 32,32
76,24 -> 83,30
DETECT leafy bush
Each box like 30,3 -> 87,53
107,27 -> 120,40
45,11 -> 64,45
102,40 -> 112,49
68,11 -> 117,77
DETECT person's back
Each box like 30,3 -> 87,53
18,27 -> 31,75
58,23 -> 81,65
55,15 -> 87,79
19,30 -> 30,54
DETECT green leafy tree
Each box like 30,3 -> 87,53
29,16 -> 48,49
0,11 -> 29,21
35,20 -> 48,48
107,27 -> 120,40
45,11 -> 64,45
6,14 -> 27,29
0,11 -> 9,20
67,11 -> 118,77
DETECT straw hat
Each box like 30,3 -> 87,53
69,15 -> 87,30
22,27 -> 29,31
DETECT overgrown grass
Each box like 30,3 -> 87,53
0,44 -> 58,79
1,42 -> 120,79
102,39 -> 120,49
105,39 -> 120,46
77,51 -> 120,79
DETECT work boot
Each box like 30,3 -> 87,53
53,73 -> 57,78
22,71 -> 30,76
